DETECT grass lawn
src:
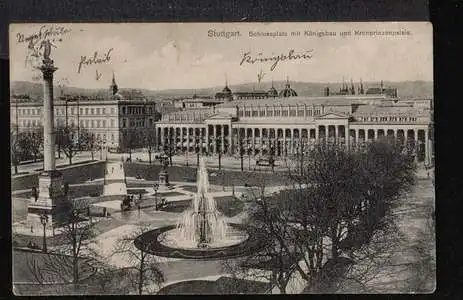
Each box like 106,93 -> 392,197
124,163 -> 288,187
158,200 -> 191,213
180,185 -> 197,193
156,191 -> 185,197
215,196 -> 244,217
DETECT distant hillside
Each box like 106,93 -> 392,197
10,80 -> 433,101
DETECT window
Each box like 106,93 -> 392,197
91,108 -> 95,115
275,109 -> 281,117
267,110 -> 273,117
96,108 -> 100,115
103,120 -> 106,127
80,108 -> 83,115
245,110 -> 250,117
307,109 -> 312,116
91,120 -> 95,128
122,107 -> 126,114
111,108 -> 115,114
252,110 -> 258,117
85,108 -> 89,115
282,110 -> 288,117
122,119 -> 127,128
297,109 -> 304,116
80,120 -> 84,127
111,119 -> 114,127
238,109 -> 243,117
97,120 -> 101,128
102,108 -> 106,114
259,109 -> 266,117
289,109 -> 297,117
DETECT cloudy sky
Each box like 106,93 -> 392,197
9,22 -> 432,90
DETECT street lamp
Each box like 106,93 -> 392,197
195,137 -> 200,167
40,214 -> 48,253
153,183 -> 159,210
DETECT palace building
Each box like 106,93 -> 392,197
10,74 -> 159,150
156,80 -> 433,164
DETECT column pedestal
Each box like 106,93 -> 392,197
27,170 -> 65,232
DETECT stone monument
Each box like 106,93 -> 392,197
158,158 -> 170,190
27,48 -> 65,231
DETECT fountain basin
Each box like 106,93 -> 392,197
134,223 -> 267,260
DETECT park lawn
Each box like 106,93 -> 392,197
215,196 -> 244,217
124,163 -> 288,187
178,185 -> 198,193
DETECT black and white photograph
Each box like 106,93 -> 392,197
10,22 -> 434,295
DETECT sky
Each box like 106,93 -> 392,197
9,22 -> 432,90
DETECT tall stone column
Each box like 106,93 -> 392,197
252,128 -> 256,155
345,126 -> 350,150
180,127 -> 184,151
283,128 -> 286,156
206,126 -> 210,154
186,127 -> 190,152
221,125 -> 225,154
315,126 -> 319,145
213,125 -> 217,154
28,57 -> 64,232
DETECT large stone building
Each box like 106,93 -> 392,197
156,80 -> 433,164
10,75 -> 158,150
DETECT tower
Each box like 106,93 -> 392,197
110,72 -> 118,96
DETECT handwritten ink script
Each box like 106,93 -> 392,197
77,48 -> 113,74
16,25 -> 71,45
240,49 -> 314,71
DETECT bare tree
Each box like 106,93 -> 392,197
143,128 -> 156,165
11,128 -> 20,174
113,223 -> 164,295
230,140 -> 417,293
21,126 -> 43,162
56,125 -> 81,165
79,129 -> 98,161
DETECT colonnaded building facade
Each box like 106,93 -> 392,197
156,80 -> 434,164
10,75 -> 159,151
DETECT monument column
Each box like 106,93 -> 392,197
28,54 -> 64,232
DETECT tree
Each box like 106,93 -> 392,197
22,126 -> 43,162
113,223 -> 164,295
24,199 -> 102,288
56,125 -> 81,165
143,129 -> 156,165
79,129 -> 98,161
233,140 -> 416,293
122,131 -> 139,161
11,129 -> 20,174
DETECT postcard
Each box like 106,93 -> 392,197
10,22 -> 434,295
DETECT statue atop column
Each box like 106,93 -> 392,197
40,39 -> 56,65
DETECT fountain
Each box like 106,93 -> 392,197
134,156 -> 266,259
160,157 -> 243,249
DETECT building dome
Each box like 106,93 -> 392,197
279,81 -> 298,97
111,92 -> 124,100
268,86 -> 278,97
222,85 -> 232,94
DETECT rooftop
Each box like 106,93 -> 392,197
217,95 -> 390,108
